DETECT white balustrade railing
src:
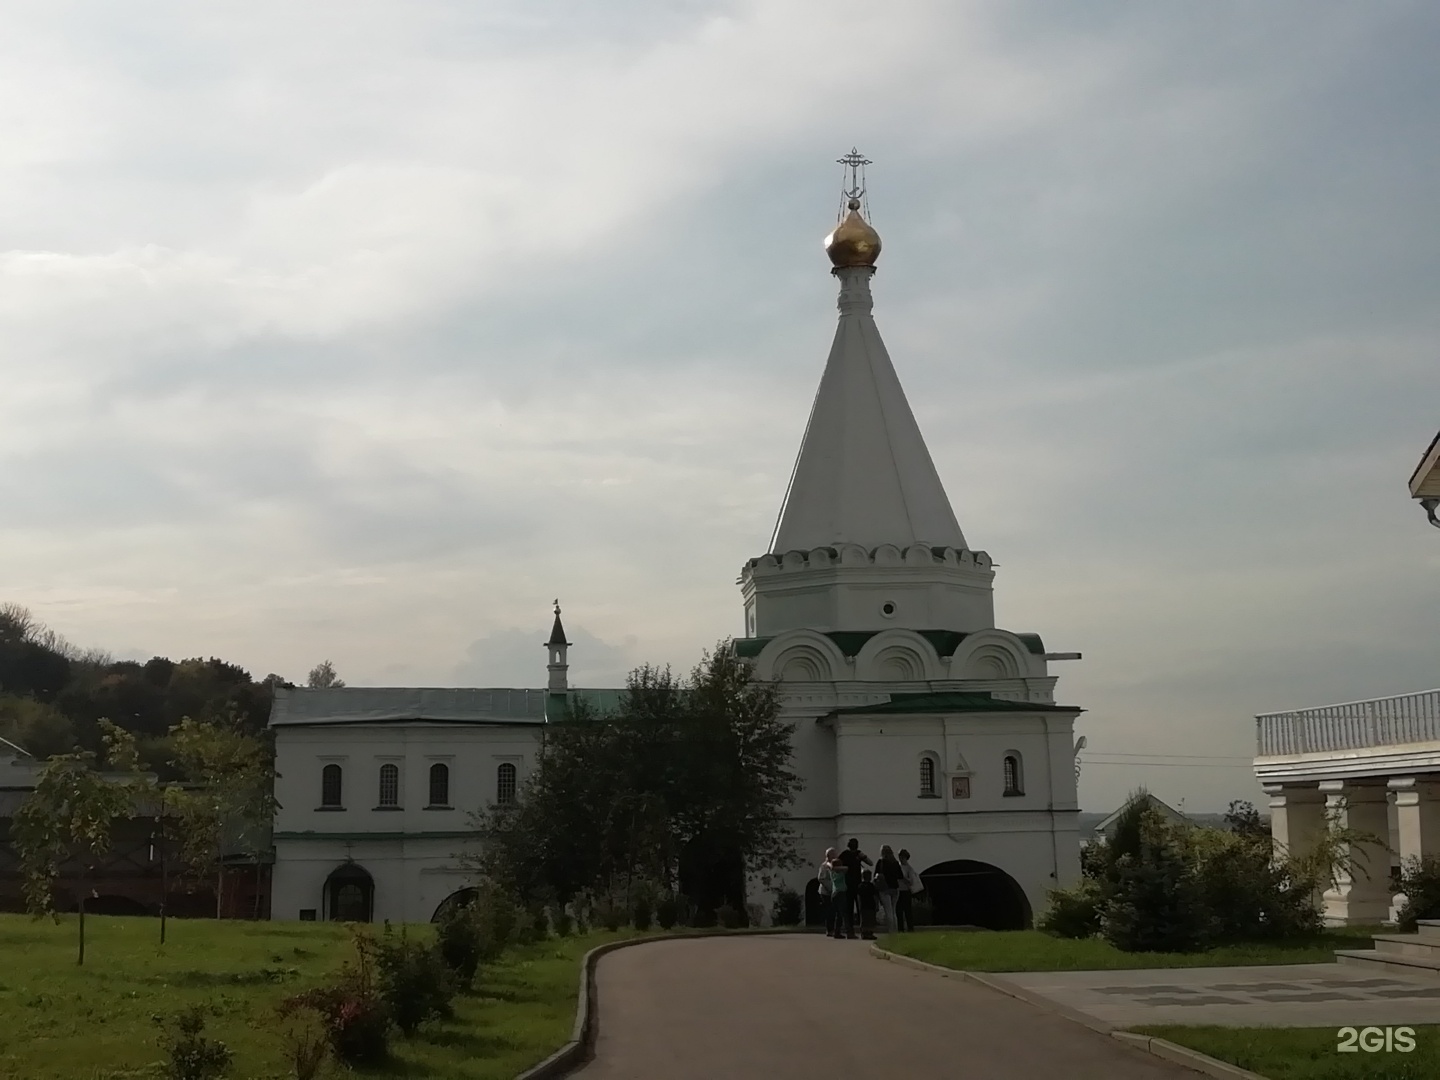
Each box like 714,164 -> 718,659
1256,689 -> 1440,756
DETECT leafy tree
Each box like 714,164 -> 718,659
0,695 -> 78,759
11,719 -> 145,964
167,717 -> 276,918
1223,799 -> 1268,840
307,661 -> 345,689
473,641 -> 802,913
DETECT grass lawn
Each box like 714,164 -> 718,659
879,927 -> 1382,972
0,912 -> 633,1080
1135,1024 -> 1440,1080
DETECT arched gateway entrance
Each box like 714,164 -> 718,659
324,863 -> 374,922
920,860 -> 1031,929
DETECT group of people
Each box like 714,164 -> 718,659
816,839 -> 923,940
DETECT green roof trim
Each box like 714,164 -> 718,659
826,691 -> 1081,717
732,629 -> 1046,659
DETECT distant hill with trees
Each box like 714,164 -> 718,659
0,602 -> 291,777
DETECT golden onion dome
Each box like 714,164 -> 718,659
824,197 -> 882,268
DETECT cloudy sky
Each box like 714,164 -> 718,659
2,2 -> 1437,810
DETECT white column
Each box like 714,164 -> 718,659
1320,781 -> 1392,925
1388,777 -> 1440,920
1265,783 -> 1325,861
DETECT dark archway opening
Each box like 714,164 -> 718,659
920,860 -> 1032,930
431,887 -> 479,923
324,863 -> 374,923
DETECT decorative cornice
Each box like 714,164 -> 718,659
743,542 -> 991,576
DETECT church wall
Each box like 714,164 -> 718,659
272,835 -> 481,924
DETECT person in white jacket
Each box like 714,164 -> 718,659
895,848 -> 923,931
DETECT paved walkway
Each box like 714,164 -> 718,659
997,962 -> 1440,1029
572,934 -> 1194,1079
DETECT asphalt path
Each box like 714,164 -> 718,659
571,934 -> 1199,1079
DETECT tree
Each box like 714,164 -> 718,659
11,719 -> 144,964
307,661 -> 345,689
472,640 -> 803,913
0,695 -> 78,759
167,717 -> 276,918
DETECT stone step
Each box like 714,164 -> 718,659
1417,919 -> 1440,943
1372,934 -> 1440,961
1336,948 -> 1440,977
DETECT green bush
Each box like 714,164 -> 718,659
1193,828 -> 1321,941
595,897 -> 625,932
716,902 -> 744,929
632,895 -> 654,931
373,927 -> 454,1036
280,930 -> 392,1067
771,888 -> 803,926
1101,819 -> 1209,953
1397,856 -> 1440,931
1038,880 -> 1102,939
552,906 -> 574,937
154,1006 -> 233,1080
435,902 -> 483,989
655,895 -> 679,930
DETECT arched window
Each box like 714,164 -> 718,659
496,762 -> 517,805
326,863 -> 374,922
428,762 -> 450,807
378,763 -> 400,807
1003,753 -> 1024,796
321,763 -> 343,808
919,756 -> 936,797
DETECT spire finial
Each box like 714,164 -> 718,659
824,148 -> 881,268
836,147 -> 872,218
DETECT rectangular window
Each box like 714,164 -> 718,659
378,762 -> 400,807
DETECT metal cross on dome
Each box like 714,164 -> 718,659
836,147 -> 872,219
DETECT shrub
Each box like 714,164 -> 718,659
632,894 -> 653,931
280,931 -> 390,1067
552,906 -> 574,937
655,894 -> 679,930
1101,820 -> 1208,953
1194,828 -> 1321,942
1397,856 -> 1440,931
436,902 -> 483,989
596,897 -> 625,932
771,888 -> 803,926
154,1006 -> 233,1080
1038,880 -> 1102,939
281,1017 -> 328,1080
690,904 -> 718,928
373,927 -> 454,1036
716,902 -> 744,929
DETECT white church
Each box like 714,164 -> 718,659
270,156 -> 1084,928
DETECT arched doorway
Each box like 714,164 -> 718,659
431,887 -> 478,923
324,863 -> 374,923
919,860 -> 1032,930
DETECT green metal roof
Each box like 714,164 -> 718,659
826,691 -> 1081,717
732,630 -> 1045,659
545,687 -> 628,721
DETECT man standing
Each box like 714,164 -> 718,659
836,838 -> 872,929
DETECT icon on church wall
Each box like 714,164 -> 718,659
951,776 -> 970,799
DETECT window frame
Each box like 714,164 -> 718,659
320,763 -> 344,809
427,761 -> 451,808
496,761 -> 518,806
1003,752 -> 1025,797
377,762 -> 401,809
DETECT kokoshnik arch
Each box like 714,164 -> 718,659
268,153 -> 1086,929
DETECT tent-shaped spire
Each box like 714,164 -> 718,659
547,601 -> 571,647
770,261 -> 966,554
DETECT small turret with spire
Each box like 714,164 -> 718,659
546,600 -> 571,692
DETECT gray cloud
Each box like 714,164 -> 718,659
2,2 -> 1437,811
